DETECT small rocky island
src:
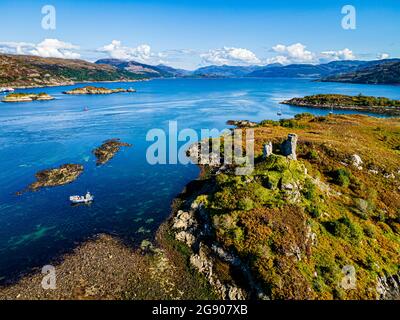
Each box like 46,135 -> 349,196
281,94 -> 400,115
2,93 -> 54,102
18,164 -> 83,194
63,86 -> 136,95
93,139 -> 132,165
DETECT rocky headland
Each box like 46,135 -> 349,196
281,94 -> 400,116
166,113 -> 400,300
2,93 -> 54,102
63,86 -> 136,95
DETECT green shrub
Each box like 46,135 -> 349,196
332,168 -> 352,187
325,217 -> 363,242
294,113 -> 314,120
307,204 -> 322,218
306,150 -> 319,161
259,119 -> 279,126
302,179 -> 317,201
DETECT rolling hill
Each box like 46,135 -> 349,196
0,54 -> 148,88
320,59 -> 400,84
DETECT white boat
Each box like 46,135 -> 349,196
0,87 -> 15,93
69,192 -> 94,204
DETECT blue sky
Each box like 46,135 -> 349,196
0,0 -> 398,69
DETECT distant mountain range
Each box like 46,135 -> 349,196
96,58 -> 400,84
1,53 -> 399,88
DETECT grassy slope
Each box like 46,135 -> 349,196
188,114 -> 400,299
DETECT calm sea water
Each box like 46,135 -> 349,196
0,78 -> 399,281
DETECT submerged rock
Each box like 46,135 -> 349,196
19,164 -> 83,194
93,139 -> 132,165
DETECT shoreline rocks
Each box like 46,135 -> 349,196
93,139 -> 132,165
226,120 -> 258,128
281,95 -> 400,116
63,86 -> 136,95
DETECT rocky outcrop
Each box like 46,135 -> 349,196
18,164 -> 84,194
190,243 -> 247,300
281,133 -> 298,160
172,210 -> 198,247
186,140 -> 221,167
170,198 -> 268,300
376,273 -> 400,300
226,120 -> 258,128
93,139 -> 132,165
63,86 -> 136,95
2,93 -> 54,102
350,154 -> 363,170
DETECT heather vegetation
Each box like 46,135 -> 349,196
184,114 -> 400,299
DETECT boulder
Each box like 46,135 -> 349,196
172,210 -> 197,230
350,154 -> 363,170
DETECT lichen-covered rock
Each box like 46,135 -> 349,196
93,139 -> 132,165
187,141 -> 221,167
175,231 -> 196,247
281,133 -> 298,160
350,154 -> 363,170
172,210 -> 197,230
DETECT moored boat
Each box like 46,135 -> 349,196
0,87 -> 15,93
69,192 -> 94,204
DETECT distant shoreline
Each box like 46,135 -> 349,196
7,79 -> 148,90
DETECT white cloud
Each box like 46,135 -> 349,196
0,39 -> 80,59
268,43 -> 315,64
320,48 -> 355,61
98,40 -> 164,64
200,47 -> 260,66
29,39 -> 80,59
377,53 -> 390,60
